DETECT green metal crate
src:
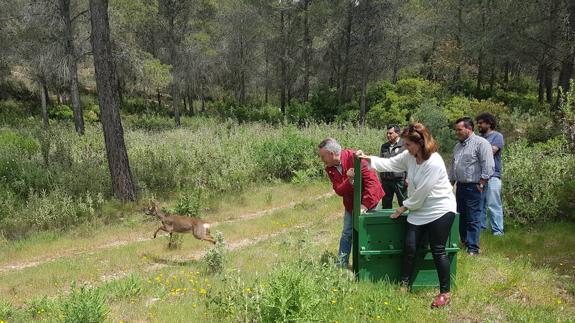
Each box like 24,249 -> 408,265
352,156 -> 460,291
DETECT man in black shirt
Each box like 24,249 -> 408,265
379,124 -> 407,209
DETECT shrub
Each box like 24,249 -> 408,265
122,97 -> 161,115
206,257 -> 355,322
366,100 -> 408,129
286,100 -> 314,125
101,275 -> 144,301
253,128 -> 321,181
560,80 -> 575,150
411,99 -> 455,153
174,189 -> 202,217
334,103 -> 360,126
0,79 -> 35,101
309,87 -> 340,123
366,80 -> 396,108
0,99 -> 32,123
15,189 -> 104,236
202,231 -> 226,274
503,137 -> 574,224
49,104 -> 74,120
125,114 -> 176,131
61,285 -> 109,323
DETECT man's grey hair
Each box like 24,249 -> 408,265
318,138 -> 341,155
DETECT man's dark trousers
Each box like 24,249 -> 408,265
456,183 -> 484,253
381,179 -> 406,209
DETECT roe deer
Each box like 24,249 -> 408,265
144,201 -> 216,244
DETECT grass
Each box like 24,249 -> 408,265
0,180 -> 574,322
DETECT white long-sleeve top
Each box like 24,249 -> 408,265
368,150 -> 456,225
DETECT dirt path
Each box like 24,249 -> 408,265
99,211 -> 339,283
0,192 -> 335,274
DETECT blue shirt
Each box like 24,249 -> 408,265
482,131 -> 504,178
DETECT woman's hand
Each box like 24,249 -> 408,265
390,206 -> 407,219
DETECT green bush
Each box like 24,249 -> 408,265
0,80 -> 35,101
0,99 -> 33,124
17,189 -> 104,235
207,258 -> 355,322
122,97 -> 162,115
61,285 -> 109,323
503,137 -> 574,224
411,99 -> 455,153
366,80 -> 396,108
395,77 -> 440,98
126,114 -> 176,131
174,189 -> 202,217
84,104 -> 100,123
202,231 -> 226,274
253,128 -> 321,181
286,100 -> 314,125
101,275 -> 144,301
366,100 -> 408,129
49,104 -> 74,120
309,87 -> 340,123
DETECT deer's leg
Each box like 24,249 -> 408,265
153,226 -> 167,238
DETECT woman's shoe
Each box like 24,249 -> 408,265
431,292 -> 451,308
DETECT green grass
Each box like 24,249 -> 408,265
1,181 -> 574,322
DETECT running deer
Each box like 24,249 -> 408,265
144,201 -> 216,244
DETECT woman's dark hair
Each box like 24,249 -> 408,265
401,123 -> 438,161
475,113 -> 497,130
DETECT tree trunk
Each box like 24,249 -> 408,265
489,58 -> 496,93
359,67 -> 368,127
200,92 -> 205,113
117,73 -> 124,105
187,93 -> 195,116
558,54 -> 574,99
340,3 -> 353,104
557,2 -> 575,103
40,78 -> 49,128
454,0 -> 463,82
503,61 -> 510,89
392,15 -> 402,84
424,25 -> 438,80
157,89 -> 162,110
183,96 -> 188,116
264,47 -> 269,104
168,14 -> 180,127
538,64 -> 545,103
476,51 -> 484,94
302,0 -> 311,101
89,0 -> 136,202
545,63 -> 553,104
280,10 -> 287,114
239,34 -> 246,105
60,0 -> 84,135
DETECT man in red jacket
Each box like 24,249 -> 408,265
318,138 -> 384,267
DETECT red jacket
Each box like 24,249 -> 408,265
325,149 -> 385,213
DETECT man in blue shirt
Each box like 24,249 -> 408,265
476,113 -> 504,236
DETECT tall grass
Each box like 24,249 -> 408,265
0,117 -> 386,239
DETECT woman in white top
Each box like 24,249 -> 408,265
356,123 -> 456,308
